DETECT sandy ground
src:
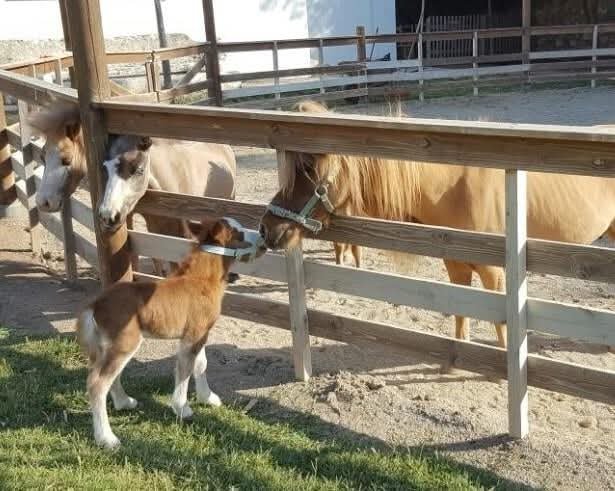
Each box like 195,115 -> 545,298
2,86 -> 615,490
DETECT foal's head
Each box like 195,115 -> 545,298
27,105 -> 86,212
98,135 -> 153,232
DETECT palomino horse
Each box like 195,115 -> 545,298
260,101 -> 615,348
27,104 -> 237,276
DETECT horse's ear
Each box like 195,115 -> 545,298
137,136 -> 153,151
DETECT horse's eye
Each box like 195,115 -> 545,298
61,158 -> 71,166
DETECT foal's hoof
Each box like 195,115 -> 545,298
227,272 -> 240,284
172,403 -> 194,421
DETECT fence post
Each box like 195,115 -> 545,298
356,25 -> 367,62
58,0 -> 76,87
272,41 -> 281,105
505,169 -> 529,439
522,0 -> 531,64
318,39 -> 325,94
418,33 -> 424,102
591,25 -> 599,89
277,149 -> 312,381
202,0 -> 223,106
0,94 -> 17,212
66,0 -> 132,287
472,30 -> 479,96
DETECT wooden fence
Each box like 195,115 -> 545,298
3,22 -> 614,110
1,3 -> 614,439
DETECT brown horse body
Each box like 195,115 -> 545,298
260,102 -> 615,347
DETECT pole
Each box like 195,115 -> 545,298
202,0 -> 223,106
154,0 -> 172,89
66,0 -> 132,286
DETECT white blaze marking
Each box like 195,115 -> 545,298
36,146 -> 69,212
99,158 -> 127,220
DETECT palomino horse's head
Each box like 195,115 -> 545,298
27,105 -> 86,212
98,135 -> 154,231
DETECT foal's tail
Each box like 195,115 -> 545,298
76,308 -> 101,365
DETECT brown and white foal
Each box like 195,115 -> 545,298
77,217 -> 265,449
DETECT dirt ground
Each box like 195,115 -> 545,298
1,86 -> 615,490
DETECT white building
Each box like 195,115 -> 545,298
0,0 -> 396,73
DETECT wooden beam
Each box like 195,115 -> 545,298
505,169 -> 529,439
0,94 -> 16,207
100,101 -> 615,177
0,69 -> 78,106
202,0 -> 222,106
66,0 -> 132,286
356,26 -> 367,62
154,0 -> 172,89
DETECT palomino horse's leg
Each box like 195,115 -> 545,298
88,341 -> 140,449
334,243 -> 345,265
475,265 -> 507,348
171,342 -> 198,420
351,245 -> 362,268
443,260 -> 473,341
193,345 -> 222,407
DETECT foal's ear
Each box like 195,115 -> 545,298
186,220 -> 203,239
137,136 -> 153,151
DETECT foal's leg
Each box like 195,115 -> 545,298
171,342 -> 198,419
444,260 -> 473,341
193,345 -> 222,407
88,341 -> 140,449
475,265 -> 507,348
109,377 -> 138,411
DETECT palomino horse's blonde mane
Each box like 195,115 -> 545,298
281,100 -> 421,223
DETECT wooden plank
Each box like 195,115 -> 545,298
100,101 -> 615,177
472,31 -> 479,96
0,93 -> 16,207
5,124 -> 21,150
60,198 -> 78,280
0,69 -> 78,106
110,92 -> 159,103
67,0 -> 132,286
105,51 -> 152,65
157,80 -> 210,102
174,55 -> 207,88
221,293 -> 615,405
528,299 -> 615,346
591,25 -> 599,89
70,196 -> 95,230
154,44 -> 209,61
505,169 -> 529,438
530,48 -> 615,60
231,88 -> 368,110
10,151 -> 26,181
220,64 -> 365,83
108,79 -> 133,96
18,94 -> 42,254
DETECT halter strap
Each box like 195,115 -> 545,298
266,181 -> 334,233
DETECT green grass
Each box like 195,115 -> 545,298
0,331 -> 527,490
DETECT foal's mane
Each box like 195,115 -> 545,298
281,101 -> 420,221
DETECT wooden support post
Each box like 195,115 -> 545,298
154,0 -> 172,89
54,58 -> 63,86
505,169 -> 529,439
58,0 -> 76,87
318,39 -> 325,94
202,0 -> 223,106
356,25 -> 367,62
472,31 -> 479,96
277,149 -> 312,381
418,33 -> 424,102
18,93 -> 42,254
150,55 -> 162,94
272,41 -> 281,104
522,0 -> 531,64
145,61 -> 154,93
591,25 -> 599,89
66,0 -> 132,286
0,94 -> 17,210
61,198 -> 78,280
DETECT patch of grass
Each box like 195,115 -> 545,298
0,333 -> 527,490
